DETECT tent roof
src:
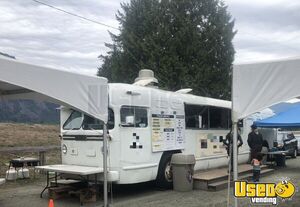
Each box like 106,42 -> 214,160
0,56 -> 108,122
254,103 -> 300,128
232,56 -> 300,121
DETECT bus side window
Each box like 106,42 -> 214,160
120,106 -> 148,128
209,107 -> 230,129
185,104 -> 209,129
185,104 -> 231,130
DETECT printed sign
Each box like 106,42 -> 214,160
234,179 -> 296,205
151,114 -> 185,152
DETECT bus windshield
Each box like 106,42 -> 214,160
63,111 -> 82,130
63,108 -> 114,130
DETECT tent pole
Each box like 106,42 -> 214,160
103,123 -> 108,207
233,121 -> 238,207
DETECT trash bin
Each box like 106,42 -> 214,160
171,154 -> 196,192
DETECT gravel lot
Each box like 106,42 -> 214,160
1,157 -> 300,207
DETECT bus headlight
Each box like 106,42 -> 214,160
62,144 -> 67,154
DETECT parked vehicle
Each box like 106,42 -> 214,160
295,136 -> 300,155
274,131 -> 298,158
59,70 -> 250,187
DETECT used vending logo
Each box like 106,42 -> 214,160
234,180 -> 296,205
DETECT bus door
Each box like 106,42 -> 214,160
119,105 -> 151,163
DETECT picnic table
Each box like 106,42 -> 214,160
261,150 -> 288,167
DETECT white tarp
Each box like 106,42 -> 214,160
232,57 -> 300,121
0,56 -> 108,122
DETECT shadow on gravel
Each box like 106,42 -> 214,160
101,181 -> 170,200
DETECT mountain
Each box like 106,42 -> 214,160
0,53 -> 59,124
0,100 -> 59,124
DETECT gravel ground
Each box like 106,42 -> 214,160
0,158 -> 300,207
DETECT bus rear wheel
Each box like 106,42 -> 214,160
156,152 -> 178,189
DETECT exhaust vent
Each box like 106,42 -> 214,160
133,69 -> 158,88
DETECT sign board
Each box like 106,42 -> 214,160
151,114 -> 185,152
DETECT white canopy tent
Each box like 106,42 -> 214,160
232,57 -> 300,206
0,56 -> 108,122
0,56 -> 110,206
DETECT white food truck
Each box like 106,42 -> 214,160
60,70 -> 250,188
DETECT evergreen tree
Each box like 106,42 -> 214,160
98,0 -> 235,100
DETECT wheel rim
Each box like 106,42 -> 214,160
164,161 -> 172,182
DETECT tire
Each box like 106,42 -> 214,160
156,152 -> 177,189
291,148 -> 297,158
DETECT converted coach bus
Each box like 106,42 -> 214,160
60,71 -> 250,188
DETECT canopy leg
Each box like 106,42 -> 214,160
233,122 -> 238,207
103,124 -> 108,207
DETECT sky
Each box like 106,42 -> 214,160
0,0 -> 300,76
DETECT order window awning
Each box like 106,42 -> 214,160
0,56 -> 108,123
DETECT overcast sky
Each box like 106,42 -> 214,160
0,0 -> 300,76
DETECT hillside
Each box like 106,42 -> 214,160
0,100 -> 59,124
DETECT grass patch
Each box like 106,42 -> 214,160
0,123 -> 61,177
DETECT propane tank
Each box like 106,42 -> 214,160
6,167 -> 17,181
17,168 -> 30,179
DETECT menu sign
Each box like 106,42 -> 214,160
151,114 -> 185,152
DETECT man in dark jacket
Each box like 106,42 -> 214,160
247,124 -> 263,160
223,128 -> 243,173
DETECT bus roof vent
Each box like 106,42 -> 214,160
133,69 -> 158,88
175,88 -> 193,94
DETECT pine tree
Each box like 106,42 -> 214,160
98,0 -> 235,100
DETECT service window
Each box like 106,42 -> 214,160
209,106 -> 230,129
82,108 -> 115,130
120,106 -> 148,127
185,104 -> 209,129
